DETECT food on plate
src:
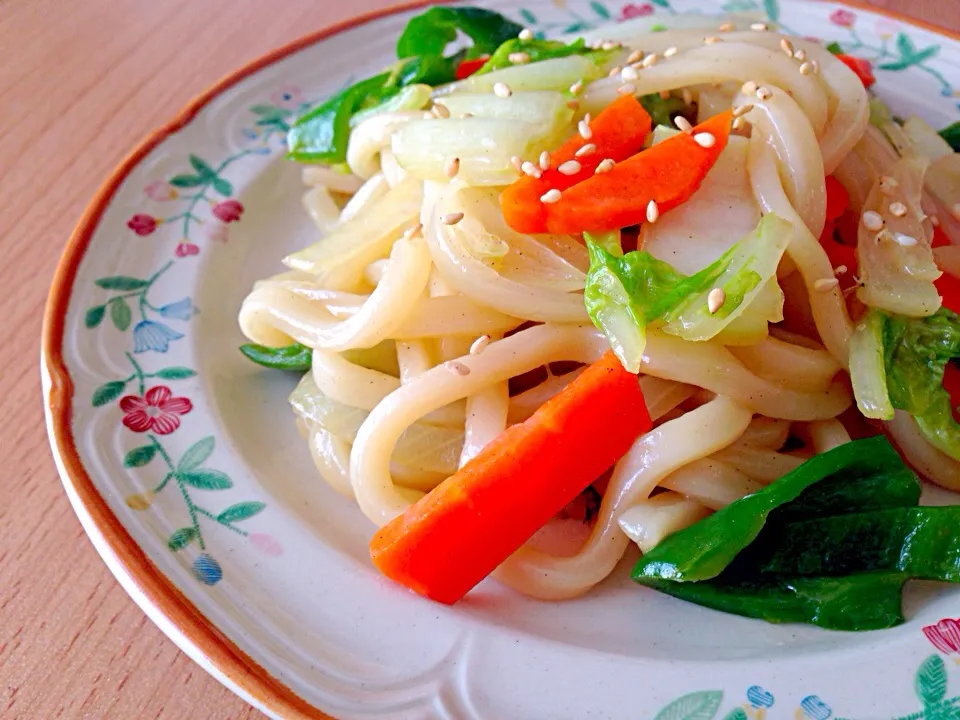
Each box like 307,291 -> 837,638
238,6 -> 960,628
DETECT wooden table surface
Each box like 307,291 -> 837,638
0,1 -> 955,718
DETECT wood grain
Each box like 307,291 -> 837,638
0,1 -> 954,718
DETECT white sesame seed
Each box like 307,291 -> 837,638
889,202 -> 908,218
618,83 -> 637,95
570,80 -> 584,95
578,120 -> 593,139
539,151 -> 551,171
682,88 -> 694,106
470,335 -> 490,356
664,46 -> 679,57
732,116 -> 747,131
460,112 -> 474,119
708,288 -> 726,314
540,189 -> 562,204
510,155 -> 523,171
584,113 -> 592,124
675,116 -> 693,133
493,82 -> 512,98
704,36 -> 721,44
646,200 -> 660,223
595,158 -> 616,174
608,65 -> 623,78
862,210 -> 884,231
432,103 -> 450,118
952,203 -> 960,220
734,103 -> 754,117
627,49 -> 645,64
718,21 -> 735,32
694,132 -> 716,148
509,51 -> 531,65
750,22 -> 768,31
558,160 -> 582,175
894,232 -> 917,247
402,223 -> 423,241
521,161 -> 542,178
756,86 -> 773,100
835,265 -> 848,276
575,143 -> 596,158
799,62 -> 814,76
742,80 -> 759,94
879,176 -> 899,194
814,277 -> 840,292
441,212 -> 464,226
519,28 -> 534,41
621,65 -> 639,81
811,59 -> 820,75
780,38 -> 795,56
567,99 -> 580,110
601,41 -> 621,51
448,360 -> 471,376
642,53 -> 659,68
794,48 -> 807,61
931,215 -> 941,227
444,157 -> 460,178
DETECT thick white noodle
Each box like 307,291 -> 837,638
730,336 -> 840,393
809,418 -> 851,453
660,458 -> 763,509
886,411 -> 960,492
460,382 -> 509,466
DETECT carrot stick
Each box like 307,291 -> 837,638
369,350 -> 652,604
500,95 -> 652,234
541,110 -> 734,234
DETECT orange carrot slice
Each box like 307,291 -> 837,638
500,95 -> 653,234
369,350 -> 651,604
541,110 -> 734,234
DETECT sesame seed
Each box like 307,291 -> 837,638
780,38 -> 795,56
889,202 -> 908,218
835,265 -> 848,276
732,116 -> 747,131
862,210 -> 884,231
642,53 -> 659,68
558,160 -> 582,175
493,82 -> 512,98
510,155 -> 523,171
718,21 -> 735,32
952,203 -> 960,220
894,232 -> 917,247
432,103 -> 450,118
541,189 -> 562,204
931,215 -> 941,227
659,90 -> 671,100
811,59 -> 820,75
519,28 -> 534,41
444,157 -> 460,178
646,200 -> 660,223
402,223 -> 423,241
621,65 -> 639,81
441,212 -> 464,226
539,151 -> 551,171
470,335 -> 490,356
460,112 -> 474,119
567,100 -> 580,110
570,80 -> 584,95
707,288 -> 726,314
682,88 -> 694,106
794,48 -> 807,61
584,113 -> 592,124
664,46 -> 679,57
814,278 -> 839,292
618,84 -> 637,95
879,176 -> 899,194
734,103 -> 754,117
508,51 -> 531,64
595,158 -> 616,174
448,361 -> 471,376
742,80 -> 759,94
521,161 -> 542,178
799,62 -> 814,76
575,143 -> 597,157
875,230 -> 892,245
608,65 -> 623,78
750,22 -> 768,31
627,49 -> 645,64
704,36 -> 721,44
756,86 -> 773,100
578,120 -> 593,139
694,132 -> 716,148
675,116 -> 693,133
601,41 -> 621,51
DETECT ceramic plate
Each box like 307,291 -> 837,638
42,1 -> 960,718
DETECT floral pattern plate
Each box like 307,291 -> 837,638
41,1 -> 960,718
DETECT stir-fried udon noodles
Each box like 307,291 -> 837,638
238,8 -> 960,622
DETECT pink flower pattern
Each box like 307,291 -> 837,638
144,180 -> 178,202
212,199 -> 244,223
619,2 -> 653,20
127,214 -> 159,236
924,618 -> 960,655
829,9 -> 856,28
119,386 -> 193,434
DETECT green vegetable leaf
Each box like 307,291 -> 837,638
124,445 -> 157,468
475,37 -> 607,75
939,120 -> 960,152
217,501 -> 266,523
169,174 -> 204,188
189,154 -> 218,181
94,276 -> 148,291
167,527 -> 198,551
154,366 -> 197,380
177,436 -> 215,473
92,380 -> 126,407
916,655 -> 948,707
211,177 -> 233,197
240,342 -> 312,371
180,469 -> 232,490
109,297 -> 131,331
85,305 -> 106,328
390,55 -> 460,89
653,690 -> 723,720
825,41 -> 843,55
640,92 -> 691,127
396,7 -> 522,60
